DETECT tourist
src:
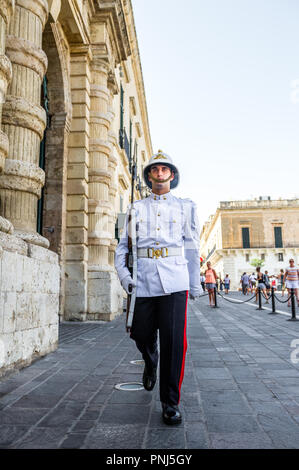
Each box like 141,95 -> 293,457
241,272 -> 249,295
224,274 -> 230,294
205,261 -> 218,306
283,259 -> 299,307
278,269 -> 285,296
249,273 -> 256,293
255,267 -> 269,303
264,270 -> 271,296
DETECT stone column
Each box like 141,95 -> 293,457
88,58 -> 112,270
107,81 -> 118,268
87,57 -> 122,321
0,0 -> 14,234
0,0 -> 49,247
64,45 -> 90,320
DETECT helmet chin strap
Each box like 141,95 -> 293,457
149,174 -> 173,184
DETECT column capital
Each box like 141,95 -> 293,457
90,55 -> 110,74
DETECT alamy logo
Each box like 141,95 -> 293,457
290,339 -> 299,364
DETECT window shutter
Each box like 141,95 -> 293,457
274,227 -> 283,248
242,228 -> 250,248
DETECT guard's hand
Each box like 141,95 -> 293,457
189,293 -> 197,300
121,275 -> 136,294
189,286 -> 203,300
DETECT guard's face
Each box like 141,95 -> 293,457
148,164 -> 174,188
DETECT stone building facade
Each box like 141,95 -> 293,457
200,198 -> 299,290
0,0 -> 152,375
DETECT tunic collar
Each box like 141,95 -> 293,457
150,191 -> 172,202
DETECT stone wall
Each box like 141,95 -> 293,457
0,232 -> 60,376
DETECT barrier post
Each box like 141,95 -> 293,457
288,288 -> 298,321
256,285 -> 263,310
269,286 -> 277,314
213,286 -> 220,308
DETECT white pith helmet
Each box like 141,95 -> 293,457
143,150 -> 179,190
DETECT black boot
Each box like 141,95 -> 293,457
162,403 -> 182,425
142,364 -> 157,391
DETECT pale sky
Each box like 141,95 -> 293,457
131,0 -> 299,226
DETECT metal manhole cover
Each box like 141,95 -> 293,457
114,382 -> 144,391
130,360 -> 145,366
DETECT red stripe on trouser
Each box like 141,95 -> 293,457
178,290 -> 188,404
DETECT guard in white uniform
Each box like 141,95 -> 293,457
115,150 -> 202,425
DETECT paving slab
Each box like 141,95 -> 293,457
1,291 -> 299,449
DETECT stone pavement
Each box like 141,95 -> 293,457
1,291 -> 299,449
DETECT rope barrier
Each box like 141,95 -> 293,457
216,291 -> 257,304
273,293 -> 292,304
261,291 -> 271,301
197,286 -> 297,321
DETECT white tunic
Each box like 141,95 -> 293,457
115,191 -> 202,297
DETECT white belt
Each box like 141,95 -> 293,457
137,247 -> 182,259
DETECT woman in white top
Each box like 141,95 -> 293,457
283,259 -> 299,307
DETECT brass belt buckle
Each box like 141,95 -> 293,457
148,247 -> 168,259
161,247 -> 168,258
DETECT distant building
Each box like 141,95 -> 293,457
200,197 -> 299,289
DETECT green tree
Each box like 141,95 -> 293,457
250,258 -> 265,268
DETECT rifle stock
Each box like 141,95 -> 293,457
125,210 -> 136,332
126,283 -> 133,332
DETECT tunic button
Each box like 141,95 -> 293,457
163,197 -> 166,200
156,242 -> 160,245
157,228 -> 160,230
158,213 -> 160,216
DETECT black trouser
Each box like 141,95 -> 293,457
201,282 -> 205,292
130,291 -> 188,406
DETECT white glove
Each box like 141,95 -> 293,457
189,293 -> 197,300
189,286 -> 203,300
121,275 -> 136,294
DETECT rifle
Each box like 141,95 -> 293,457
125,159 -> 137,332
